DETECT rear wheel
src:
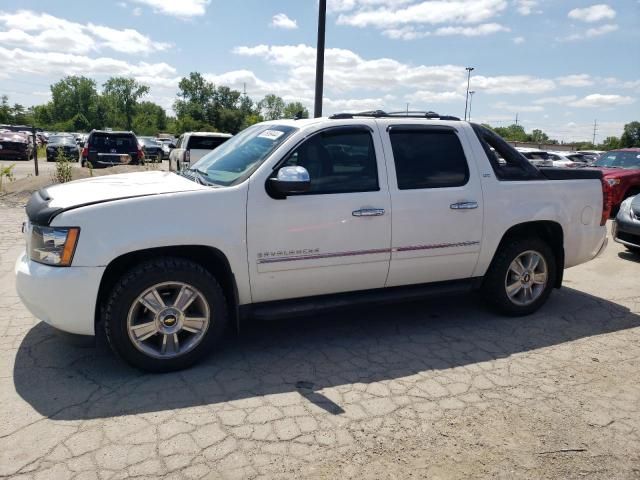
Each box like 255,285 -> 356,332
482,237 -> 556,316
103,257 -> 229,372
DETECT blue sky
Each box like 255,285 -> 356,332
0,0 -> 638,141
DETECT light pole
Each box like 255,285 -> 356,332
468,91 -> 475,122
314,0 -> 327,118
464,66 -> 474,121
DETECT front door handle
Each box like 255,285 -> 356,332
450,201 -> 478,210
353,208 -> 385,217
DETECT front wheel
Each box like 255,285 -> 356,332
482,237 -> 556,316
103,257 -> 229,372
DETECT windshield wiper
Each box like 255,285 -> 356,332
186,168 -> 222,187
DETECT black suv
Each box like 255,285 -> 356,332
46,134 -> 80,162
81,130 -> 144,168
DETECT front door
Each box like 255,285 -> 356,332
379,122 -> 484,287
246,125 -> 392,303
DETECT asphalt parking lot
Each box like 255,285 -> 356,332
0,203 -> 638,479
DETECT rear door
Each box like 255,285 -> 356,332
88,133 -> 138,165
380,121 -> 484,287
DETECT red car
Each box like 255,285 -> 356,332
592,148 -> 640,213
0,131 -> 34,160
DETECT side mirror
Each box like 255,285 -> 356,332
270,166 -> 311,196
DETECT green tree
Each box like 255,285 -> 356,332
50,76 -> 100,127
102,77 -> 150,130
283,102 -> 309,119
620,121 -> 640,148
494,124 -> 528,142
0,95 -> 11,123
258,94 -> 285,120
132,101 -> 167,135
600,136 -> 620,150
529,129 -> 549,144
174,72 -> 216,124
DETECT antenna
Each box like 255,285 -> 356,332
592,119 -> 598,145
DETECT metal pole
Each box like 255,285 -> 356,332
314,0 -> 327,118
31,126 -> 39,176
464,67 -> 474,121
468,91 -> 475,122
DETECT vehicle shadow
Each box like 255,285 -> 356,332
618,251 -> 640,263
13,287 -> 639,420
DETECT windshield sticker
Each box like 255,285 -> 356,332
258,130 -> 285,141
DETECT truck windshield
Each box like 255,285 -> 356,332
189,124 -> 297,186
594,151 -> 640,169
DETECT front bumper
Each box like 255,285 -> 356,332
15,251 -> 105,336
613,214 -> 640,249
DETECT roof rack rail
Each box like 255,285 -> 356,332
328,110 -> 460,121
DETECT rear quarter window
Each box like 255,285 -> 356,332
187,136 -> 229,150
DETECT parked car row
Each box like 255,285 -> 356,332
516,147 -> 596,168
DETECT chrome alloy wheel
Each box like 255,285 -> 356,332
127,282 -> 210,359
504,250 -> 548,306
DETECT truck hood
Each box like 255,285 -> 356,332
27,171 -> 207,225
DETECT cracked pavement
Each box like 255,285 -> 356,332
0,203 -> 639,479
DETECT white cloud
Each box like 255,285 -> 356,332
562,23 -> 618,41
408,91 -> 464,103
533,95 -> 577,105
0,10 -> 170,55
88,24 -> 171,54
569,94 -> 635,108
514,0 -> 539,15
230,42 -> 567,119
472,75 -> 556,94
568,4 -> 616,23
556,74 -> 593,87
585,23 -> 618,36
271,13 -> 298,30
133,7 -> 142,16
383,22 -> 509,39
336,0 -> 508,28
492,101 -> 544,112
513,36 -> 525,44
130,0 -> 210,17
0,46 -> 176,81
0,11 -> 95,54
433,23 -> 510,36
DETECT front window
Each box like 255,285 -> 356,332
594,151 -> 640,170
280,128 -> 379,194
189,124 -> 297,186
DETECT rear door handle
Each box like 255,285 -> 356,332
353,208 -> 385,217
450,201 -> 478,210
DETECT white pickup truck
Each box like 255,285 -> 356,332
16,112 -> 610,372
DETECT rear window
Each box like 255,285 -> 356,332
187,136 -> 229,150
90,133 -> 137,151
390,128 -> 469,189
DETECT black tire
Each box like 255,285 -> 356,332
482,236 -> 556,316
626,245 -> 640,255
103,257 -> 229,372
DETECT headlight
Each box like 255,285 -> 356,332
29,226 -> 80,266
619,198 -> 633,220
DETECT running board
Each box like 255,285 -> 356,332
245,278 -> 482,321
